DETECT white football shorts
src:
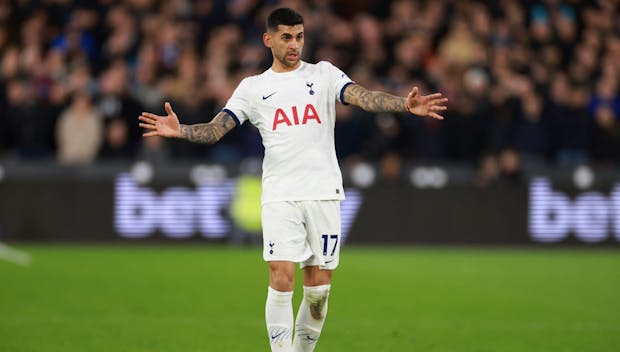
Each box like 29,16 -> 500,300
261,200 -> 341,270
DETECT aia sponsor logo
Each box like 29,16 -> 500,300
272,104 -> 321,131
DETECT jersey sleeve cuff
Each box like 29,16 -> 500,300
222,108 -> 241,127
339,82 -> 355,105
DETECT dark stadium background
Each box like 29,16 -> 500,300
0,0 -> 618,245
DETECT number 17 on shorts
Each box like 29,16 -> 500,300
321,234 -> 339,263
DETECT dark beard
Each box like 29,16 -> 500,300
276,53 -> 299,68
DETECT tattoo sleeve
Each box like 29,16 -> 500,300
343,84 -> 408,113
179,111 -> 237,144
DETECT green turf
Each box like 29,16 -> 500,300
0,245 -> 618,352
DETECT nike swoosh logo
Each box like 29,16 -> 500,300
262,92 -> 277,100
271,331 -> 285,340
325,260 -> 334,264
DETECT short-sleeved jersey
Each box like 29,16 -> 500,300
223,61 -> 354,204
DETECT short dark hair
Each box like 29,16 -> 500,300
266,8 -> 303,32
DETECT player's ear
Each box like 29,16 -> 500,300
263,32 -> 272,48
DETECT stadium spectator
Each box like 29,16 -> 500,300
56,92 -> 103,165
99,117 -> 134,160
513,88 -> 547,164
546,73 -> 591,167
95,60 -> 143,152
589,77 -> 620,165
5,78 -> 55,158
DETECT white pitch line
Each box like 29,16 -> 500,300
0,242 -> 32,267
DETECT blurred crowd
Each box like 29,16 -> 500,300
0,0 -> 619,184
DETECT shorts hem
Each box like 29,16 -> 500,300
263,253 -> 313,263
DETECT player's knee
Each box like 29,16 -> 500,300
269,262 -> 295,291
270,272 -> 294,291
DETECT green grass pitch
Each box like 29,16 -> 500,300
1,245 -> 618,351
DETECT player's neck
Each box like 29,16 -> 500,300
271,59 -> 302,73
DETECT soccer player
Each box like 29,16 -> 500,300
139,7 -> 447,352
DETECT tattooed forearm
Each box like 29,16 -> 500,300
180,124 -> 220,144
343,84 -> 408,113
179,111 -> 237,144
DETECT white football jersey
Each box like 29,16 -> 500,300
223,61 -> 354,204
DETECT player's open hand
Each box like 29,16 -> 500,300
139,102 -> 182,138
406,86 -> 448,120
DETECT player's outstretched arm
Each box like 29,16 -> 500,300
139,102 -> 236,144
342,84 -> 448,120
